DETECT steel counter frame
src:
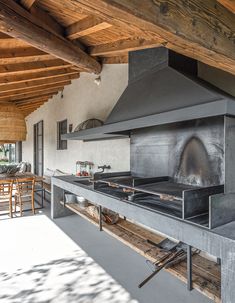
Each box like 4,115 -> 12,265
52,175 -> 235,303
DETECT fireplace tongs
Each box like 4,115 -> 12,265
138,241 -> 189,288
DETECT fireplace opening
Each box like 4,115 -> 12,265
175,136 -> 211,187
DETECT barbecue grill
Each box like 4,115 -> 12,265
94,173 -> 223,229
92,115 -> 235,229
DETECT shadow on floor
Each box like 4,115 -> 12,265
0,245 -> 138,303
0,203 -> 212,303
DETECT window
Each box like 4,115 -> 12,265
0,144 -> 16,163
57,119 -> 68,150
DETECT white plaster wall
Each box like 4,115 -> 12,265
22,64 -> 130,174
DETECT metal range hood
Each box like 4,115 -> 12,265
64,47 -> 235,141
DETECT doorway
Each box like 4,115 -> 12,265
34,120 -> 44,176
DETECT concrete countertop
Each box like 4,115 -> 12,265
51,174 -> 235,302
52,175 -> 235,244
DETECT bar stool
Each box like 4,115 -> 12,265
14,177 -> 36,216
0,179 -> 14,218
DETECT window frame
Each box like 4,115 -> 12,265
57,119 -> 68,150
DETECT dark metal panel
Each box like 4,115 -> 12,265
187,245 -> 193,291
105,67 -> 222,124
129,47 -> 168,82
224,116 -> 235,193
106,46 -> 232,125
209,193 -> 235,229
130,117 -> 225,186
183,186 -> 224,219
63,47 -> 235,142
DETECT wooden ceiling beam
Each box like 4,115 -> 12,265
17,101 -> 46,109
0,59 -> 73,75
0,87 -> 63,102
0,49 -> 55,64
0,68 -> 78,84
20,106 -> 45,115
28,4 -> 65,37
75,0 -> 235,75
0,38 -> 29,49
23,3 -> 87,51
0,73 -> 79,93
20,0 -> 37,10
217,0 -> 235,13
0,81 -> 71,98
17,102 -> 47,110
49,0 -> 160,40
13,99 -> 49,107
0,32 -> 12,39
21,0 -> 65,37
23,112 -> 36,116
66,16 -> 112,40
15,96 -> 52,105
22,109 -> 41,116
89,38 -> 161,57
1,95 -> 53,105
0,0 -> 101,73
102,55 -> 128,64
19,106 -> 44,113
21,110 -> 36,116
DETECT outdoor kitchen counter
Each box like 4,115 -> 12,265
52,175 -> 235,303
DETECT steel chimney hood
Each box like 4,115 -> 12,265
63,47 -> 235,141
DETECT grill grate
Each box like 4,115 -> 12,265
94,173 -> 224,229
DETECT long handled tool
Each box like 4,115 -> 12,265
138,249 -> 185,288
164,248 -> 199,269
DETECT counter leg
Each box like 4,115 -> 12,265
221,249 -> 235,303
51,184 -> 73,219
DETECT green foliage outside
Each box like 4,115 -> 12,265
0,145 -> 9,164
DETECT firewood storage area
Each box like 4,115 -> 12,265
60,200 -> 221,302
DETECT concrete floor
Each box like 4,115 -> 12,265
0,202 -> 212,303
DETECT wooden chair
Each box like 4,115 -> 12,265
14,177 -> 36,216
0,179 -> 14,218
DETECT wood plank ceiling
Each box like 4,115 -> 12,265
0,0 -> 233,116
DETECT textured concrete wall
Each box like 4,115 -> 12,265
22,64 -> 130,174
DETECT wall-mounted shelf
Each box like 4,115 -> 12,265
62,131 -> 128,142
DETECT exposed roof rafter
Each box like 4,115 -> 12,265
89,38 -> 161,57
74,0 -> 235,75
217,0 -> 235,13
0,0 -> 101,73
67,16 -> 112,40
20,0 -> 37,10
